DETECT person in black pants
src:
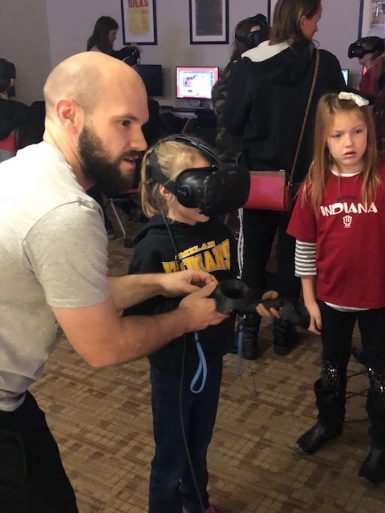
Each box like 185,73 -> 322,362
288,91 -> 385,484
223,0 -> 345,356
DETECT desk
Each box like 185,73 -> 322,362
159,107 -> 217,145
160,106 -> 197,119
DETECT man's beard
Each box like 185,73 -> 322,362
79,125 -> 140,194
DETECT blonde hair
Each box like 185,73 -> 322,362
303,92 -> 380,210
140,139 -> 209,218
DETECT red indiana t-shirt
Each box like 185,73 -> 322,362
287,168 -> 385,308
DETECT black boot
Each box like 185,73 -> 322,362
273,318 -> 298,355
295,422 -> 342,454
240,314 -> 260,360
361,371 -> 385,484
359,445 -> 385,484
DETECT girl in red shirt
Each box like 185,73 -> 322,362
287,91 -> 385,485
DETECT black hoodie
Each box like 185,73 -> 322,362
124,215 -> 237,372
224,40 -> 346,184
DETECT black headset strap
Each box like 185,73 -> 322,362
148,152 -> 177,194
146,133 -> 221,188
150,134 -> 220,167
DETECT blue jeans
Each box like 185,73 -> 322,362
148,357 -> 223,513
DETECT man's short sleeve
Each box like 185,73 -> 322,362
23,202 -> 110,308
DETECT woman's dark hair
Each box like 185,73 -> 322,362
231,14 -> 269,61
270,0 -> 321,44
86,16 -> 119,54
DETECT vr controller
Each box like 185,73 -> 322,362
213,278 -> 310,329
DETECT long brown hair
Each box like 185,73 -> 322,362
86,16 -> 118,54
270,0 -> 321,44
303,93 -> 380,210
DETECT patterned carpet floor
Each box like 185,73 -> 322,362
30,220 -> 385,513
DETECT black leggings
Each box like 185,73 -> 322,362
316,302 -> 385,444
0,392 -> 78,513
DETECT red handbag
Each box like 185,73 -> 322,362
243,49 -> 320,213
243,170 -> 292,211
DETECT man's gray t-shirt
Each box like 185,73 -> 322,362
0,142 -> 110,411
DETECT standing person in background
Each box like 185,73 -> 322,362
223,0 -> 345,358
348,37 -> 385,155
211,14 -> 269,165
211,14 -> 269,360
287,91 -> 385,485
0,58 -> 44,162
348,36 -> 385,98
86,15 -> 141,65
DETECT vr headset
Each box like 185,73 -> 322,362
146,134 -> 250,217
348,37 -> 385,59
235,14 -> 269,50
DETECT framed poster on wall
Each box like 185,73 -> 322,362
189,0 -> 229,44
121,0 -> 157,45
359,0 -> 385,38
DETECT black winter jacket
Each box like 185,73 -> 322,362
223,40 -> 345,184
123,216 -> 237,373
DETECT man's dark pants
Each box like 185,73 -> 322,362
0,391 -> 78,513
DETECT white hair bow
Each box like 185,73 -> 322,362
338,91 -> 369,107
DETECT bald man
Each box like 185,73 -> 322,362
0,52 -> 225,512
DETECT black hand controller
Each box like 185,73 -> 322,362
213,278 -> 310,329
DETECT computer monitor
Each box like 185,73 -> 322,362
342,68 -> 349,85
136,64 -> 163,97
176,66 -> 219,100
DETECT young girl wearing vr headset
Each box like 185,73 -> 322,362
123,136 -> 238,513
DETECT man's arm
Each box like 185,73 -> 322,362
51,281 -> 226,368
108,269 -> 217,310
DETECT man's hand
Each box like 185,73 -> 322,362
159,270 -> 217,297
255,290 -> 280,318
178,281 -> 226,331
305,300 -> 322,335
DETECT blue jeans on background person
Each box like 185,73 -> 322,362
148,357 -> 223,513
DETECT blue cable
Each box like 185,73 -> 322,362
190,332 -> 207,393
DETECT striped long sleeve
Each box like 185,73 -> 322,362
294,240 -> 317,277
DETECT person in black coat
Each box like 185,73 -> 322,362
223,0 -> 345,357
211,14 -> 269,165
